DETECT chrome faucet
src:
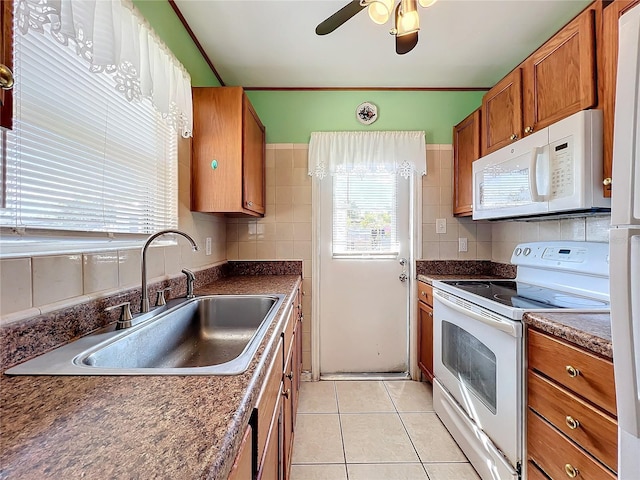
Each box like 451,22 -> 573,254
141,229 -> 198,313
182,268 -> 196,299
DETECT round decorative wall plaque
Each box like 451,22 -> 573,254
356,102 -> 378,125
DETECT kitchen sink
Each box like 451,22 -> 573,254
5,294 -> 285,376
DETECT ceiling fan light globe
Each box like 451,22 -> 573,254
367,0 -> 393,24
418,0 -> 437,7
397,9 -> 420,36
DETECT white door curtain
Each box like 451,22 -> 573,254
307,131 -> 427,178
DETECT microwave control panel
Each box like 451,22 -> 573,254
549,137 -> 575,199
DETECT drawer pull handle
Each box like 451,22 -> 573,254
564,463 -> 579,478
281,388 -> 290,399
565,365 -> 580,378
565,416 -> 580,430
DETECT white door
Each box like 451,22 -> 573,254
318,172 -> 411,375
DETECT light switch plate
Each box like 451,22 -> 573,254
436,218 -> 447,234
205,237 -> 212,256
459,237 -> 468,252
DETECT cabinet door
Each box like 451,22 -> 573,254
1,0 -> 13,130
481,69 -> 523,156
282,348 -> 294,480
601,0 -> 640,198
257,393 -> 283,480
228,426 -> 253,480
243,96 -> 266,215
522,7 -> 597,135
453,109 -> 481,216
418,301 -> 434,382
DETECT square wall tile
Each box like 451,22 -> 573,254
118,249 -> 141,287
32,255 -> 83,307
256,241 -> 276,259
83,252 -> 118,295
293,148 -> 308,169
586,216 -> 611,242
238,242 -> 257,259
0,258 -> 32,315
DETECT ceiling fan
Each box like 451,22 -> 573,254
316,0 -> 438,55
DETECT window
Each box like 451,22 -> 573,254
0,1 -> 190,249
332,173 -> 399,256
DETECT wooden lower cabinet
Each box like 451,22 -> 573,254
417,282 -> 434,382
252,290 -> 303,480
527,327 -> 618,479
228,426 -> 253,480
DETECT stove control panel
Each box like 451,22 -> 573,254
541,246 -> 587,263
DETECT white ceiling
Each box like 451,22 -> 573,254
174,0 -> 592,88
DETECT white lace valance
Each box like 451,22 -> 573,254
16,0 -> 193,137
308,131 -> 426,179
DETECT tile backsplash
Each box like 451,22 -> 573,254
490,215 -> 611,263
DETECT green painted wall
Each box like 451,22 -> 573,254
134,3 -> 482,144
247,90 -> 483,144
132,0 -> 220,86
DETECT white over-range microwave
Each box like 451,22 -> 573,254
472,109 -> 611,220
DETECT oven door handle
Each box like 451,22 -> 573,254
434,290 -> 519,337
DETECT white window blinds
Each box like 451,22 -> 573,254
0,4 -> 178,235
332,173 -> 399,256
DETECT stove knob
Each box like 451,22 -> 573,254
514,248 -> 522,256
523,248 -> 532,256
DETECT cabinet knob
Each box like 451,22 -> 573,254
0,64 -> 14,90
565,365 -> 580,378
420,291 -> 426,296
564,463 -> 579,478
565,416 -> 580,430
603,177 -> 612,186
286,371 -> 294,380
246,201 -> 254,207
428,312 -> 433,318
281,387 -> 290,399
524,126 -> 534,134
510,134 -> 518,141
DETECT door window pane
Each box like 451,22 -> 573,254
332,173 -> 398,256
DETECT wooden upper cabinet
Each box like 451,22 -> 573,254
242,96 -> 266,215
601,0 -> 640,198
453,108 -> 481,216
1,0 -> 13,130
522,7 -> 597,136
481,69 -> 523,156
191,87 -> 265,217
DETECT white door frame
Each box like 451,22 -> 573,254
310,172 -> 422,381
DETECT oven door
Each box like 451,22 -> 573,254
433,289 -> 522,468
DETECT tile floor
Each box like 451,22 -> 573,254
290,380 -> 481,480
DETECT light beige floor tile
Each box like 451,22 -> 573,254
341,413 -> 419,463
400,413 -> 467,462
384,381 -> 434,412
291,414 -> 345,464
297,381 -> 338,413
347,463 -> 429,480
289,464 -> 348,480
335,381 -> 395,413
424,462 -> 481,480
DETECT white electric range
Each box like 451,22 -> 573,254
431,241 -> 610,480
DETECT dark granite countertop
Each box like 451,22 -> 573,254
417,273 -> 508,285
0,275 -> 301,480
524,311 -> 613,360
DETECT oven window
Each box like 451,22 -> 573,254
442,321 -> 497,414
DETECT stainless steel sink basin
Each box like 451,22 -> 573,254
5,294 -> 285,376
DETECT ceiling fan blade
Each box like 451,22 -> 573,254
315,1 -> 366,35
396,32 -> 418,54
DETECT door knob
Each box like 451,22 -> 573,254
399,273 -> 408,282
0,64 -> 14,90
399,257 -> 407,266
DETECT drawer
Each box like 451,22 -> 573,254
283,304 -> 295,362
528,370 -> 618,472
528,329 -> 616,416
527,461 -> 551,480
255,340 -> 283,462
418,282 -> 433,306
527,409 -> 616,480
